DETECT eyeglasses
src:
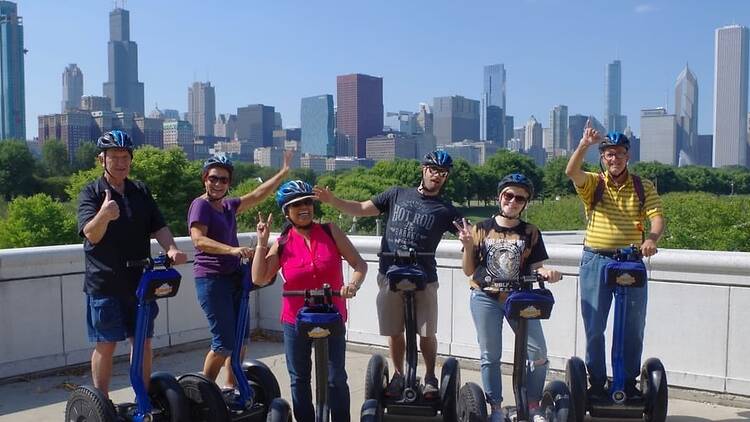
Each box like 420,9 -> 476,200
602,151 -> 627,160
289,198 -> 314,207
501,191 -> 529,204
426,166 -> 449,177
207,175 -> 230,184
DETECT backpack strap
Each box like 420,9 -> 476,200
631,174 -> 645,211
591,173 -> 606,212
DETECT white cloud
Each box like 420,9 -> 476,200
634,4 -> 657,13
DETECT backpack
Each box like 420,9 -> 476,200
277,222 -> 335,258
591,173 -> 645,213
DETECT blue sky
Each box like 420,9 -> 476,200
21,0 -> 750,139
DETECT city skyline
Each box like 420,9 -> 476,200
17,0 -> 750,142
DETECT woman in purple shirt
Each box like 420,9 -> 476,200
188,151 -> 291,389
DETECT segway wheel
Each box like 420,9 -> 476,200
565,357 -> 587,422
457,382 -> 487,422
641,358 -> 668,422
440,357 -> 460,422
364,354 -> 389,400
539,380 -> 574,422
65,385 -> 116,422
244,359 -> 283,408
265,397 -> 292,422
360,398 -> 382,422
149,372 -> 191,422
178,372 -> 230,422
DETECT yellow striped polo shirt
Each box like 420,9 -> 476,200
575,171 -> 663,249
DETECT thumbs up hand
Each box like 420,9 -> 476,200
100,189 -> 120,221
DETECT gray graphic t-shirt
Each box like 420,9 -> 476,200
372,187 -> 462,282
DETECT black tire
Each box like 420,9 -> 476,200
360,398 -> 382,422
565,357 -> 587,422
642,358 -> 668,422
266,397 -> 292,422
440,357 -> 460,422
457,382 -> 487,422
540,380 -> 575,422
178,372 -> 230,422
364,354 -> 389,400
149,371 -> 191,422
65,385 -> 116,422
243,359 -> 282,408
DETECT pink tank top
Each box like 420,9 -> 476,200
279,223 -> 347,325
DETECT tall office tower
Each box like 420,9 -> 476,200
0,1 -> 25,140
605,60 -> 627,132
214,113 -> 238,140
187,81 -> 215,137
504,115 -> 514,143
102,7 -> 144,115
524,116 -> 542,150
274,112 -> 282,130
237,104 -> 275,147
640,108 -> 677,165
62,64 -> 83,112
433,95 -> 480,145
568,114 -> 589,151
481,64 -> 506,144
301,94 -> 335,157
336,73 -> 383,158
675,65 -> 699,164
416,103 -> 433,134
713,25 -> 749,167
550,104 -> 568,155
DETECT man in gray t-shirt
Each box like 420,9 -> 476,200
314,151 -> 461,399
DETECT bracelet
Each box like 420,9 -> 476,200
255,244 -> 268,250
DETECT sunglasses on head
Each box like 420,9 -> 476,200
501,191 -> 529,204
207,175 -> 230,184
289,198 -> 314,207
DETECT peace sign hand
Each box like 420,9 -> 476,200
256,212 -> 273,245
453,218 -> 473,247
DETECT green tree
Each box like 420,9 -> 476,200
289,167 -> 317,185
232,161 -> 263,185
370,159 -> 421,188
443,159 -> 476,205
716,166 -> 750,195
73,141 -> 99,172
0,194 -> 78,248
0,140 -> 36,200
40,139 -> 71,177
674,165 -> 722,193
482,150 -> 543,196
65,166 -> 102,202
542,156 -> 575,199
630,161 -> 679,193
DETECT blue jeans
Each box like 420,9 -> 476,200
195,274 -> 248,356
283,322 -> 350,422
469,289 -> 548,406
579,250 -> 648,389
86,294 -> 158,342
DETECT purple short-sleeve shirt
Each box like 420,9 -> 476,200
187,197 -> 242,277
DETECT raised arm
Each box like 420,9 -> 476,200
313,186 -> 381,217
327,223 -> 368,298
566,121 -> 601,187
237,150 -> 293,214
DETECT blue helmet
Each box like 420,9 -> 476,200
421,150 -> 453,169
599,132 -> 630,151
276,180 -> 315,212
97,130 -> 133,155
202,154 -> 234,176
497,173 -> 535,199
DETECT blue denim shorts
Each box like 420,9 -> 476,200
86,294 -> 159,343
195,273 -> 249,356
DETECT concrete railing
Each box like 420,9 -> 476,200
1,234 -> 749,397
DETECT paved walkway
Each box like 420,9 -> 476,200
0,340 -> 747,421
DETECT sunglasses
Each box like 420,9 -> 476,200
501,191 -> 529,204
426,166 -> 449,177
207,175 -> 230,184
289,198 -> 314,207
602,151 -> 627,160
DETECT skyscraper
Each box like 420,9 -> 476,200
187,81 -> 215,137
236,104 -> 275,148
102,7 -> 144,115
336,73 -> 383,159
550,105 -> 568,155
301,94 -> 335,157
675,65 -> 698,165
640,108 -> 677,165
605,60 -> 627,132
524,115 -> 544,165
62,64 -> 83,112
433,95 -> 480,145
481,64 -> 506,145
713,25 -> 749,167
0,1 -> 25,140
568,114 -> 589,152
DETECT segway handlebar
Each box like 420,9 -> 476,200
377,248 -> 434,261
125,254 -> 173,270
282,283 -> 342,298
482,272 -> 547,293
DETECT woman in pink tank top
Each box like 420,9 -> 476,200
252,180 -> 367,422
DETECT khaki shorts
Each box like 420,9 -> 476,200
376,272 -> 438,337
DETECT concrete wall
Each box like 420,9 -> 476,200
1,234 -> 749,397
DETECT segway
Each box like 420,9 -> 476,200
565,246 -> 668,422
361,249 -> 460,422
283,283 -> 348,422
178,260 -> 291,422
458,273 -> 574,422
65,254 -> 190,422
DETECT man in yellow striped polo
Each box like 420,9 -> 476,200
565,123 -> 665,400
